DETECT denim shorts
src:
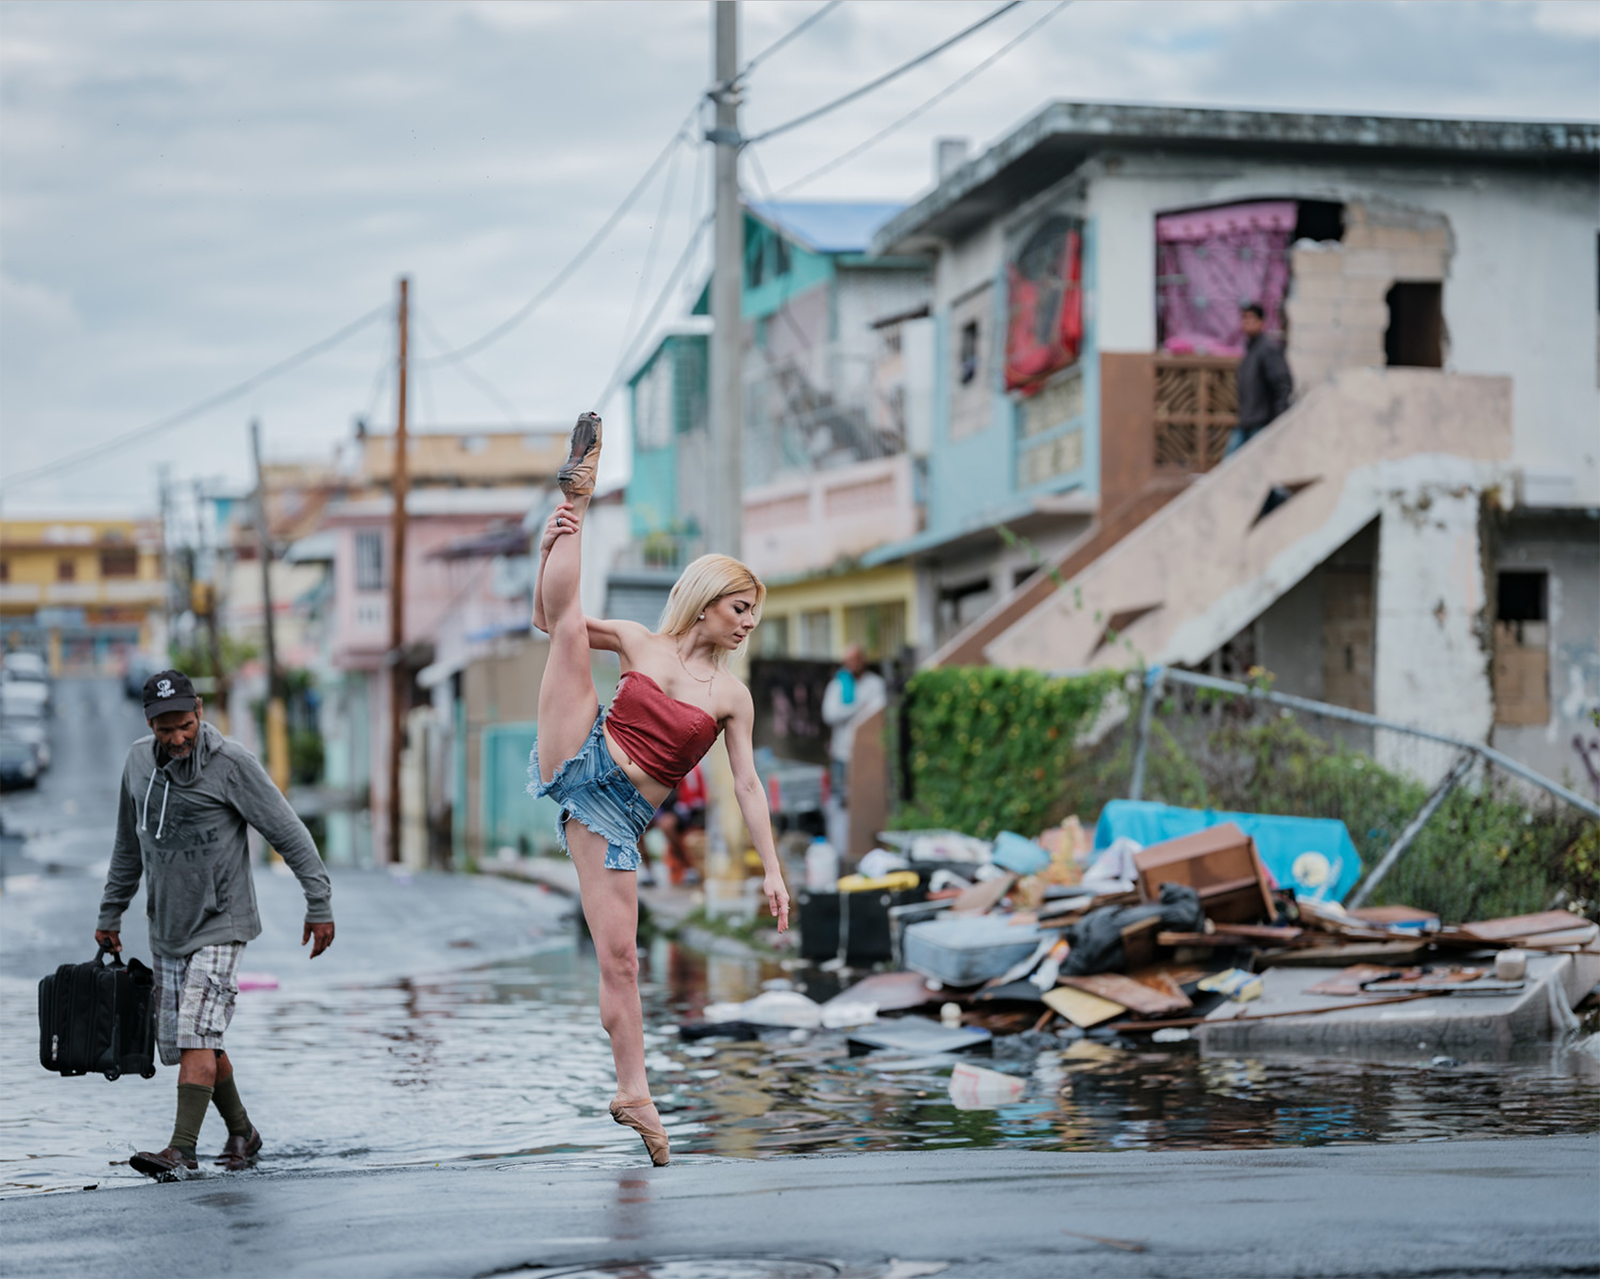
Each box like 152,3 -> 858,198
527,710 -> 655,871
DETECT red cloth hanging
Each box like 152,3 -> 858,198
1005,219 -> 1083,395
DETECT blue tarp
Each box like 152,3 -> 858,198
1094,800 -> 1364,902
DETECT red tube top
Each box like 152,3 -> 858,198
606,672 -> 721,788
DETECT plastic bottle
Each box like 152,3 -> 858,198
805,837 -> 839,892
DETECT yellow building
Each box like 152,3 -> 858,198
754,562 -> 919,662
0,518 -> 166,673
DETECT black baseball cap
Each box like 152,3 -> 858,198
143,669 -> 199,718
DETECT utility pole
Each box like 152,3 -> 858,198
386,276 -> 410,866
192,479 -> 230,736
250,419 -> 290,795
704,1 -> 747,913
707,0 -> 743,558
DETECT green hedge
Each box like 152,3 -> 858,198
891,667 -> 1122,839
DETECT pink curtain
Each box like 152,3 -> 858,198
1156,200 -> 1295,357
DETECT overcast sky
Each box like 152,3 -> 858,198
2,0 -> 1596,516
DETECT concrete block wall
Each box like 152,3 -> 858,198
1285,202 -> 1452,393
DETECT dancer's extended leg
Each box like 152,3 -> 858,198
535,502 -> 598,784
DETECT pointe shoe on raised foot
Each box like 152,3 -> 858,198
610,1095 -> 670,1166
558,411 -> 603,498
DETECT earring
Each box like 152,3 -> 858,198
698,612 -> 705,620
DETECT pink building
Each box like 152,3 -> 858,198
323,487 -> 541,860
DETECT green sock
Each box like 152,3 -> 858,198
169,1083 -> 212,1156
211,1074 -> 253,1137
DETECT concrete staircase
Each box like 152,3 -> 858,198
983,369 -> 1513,694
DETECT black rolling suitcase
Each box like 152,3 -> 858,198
38,946 -> 158,1080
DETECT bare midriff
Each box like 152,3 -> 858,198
602,725 -> 674,810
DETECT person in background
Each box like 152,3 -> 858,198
95,669 -> 334,1180
1230,302 -> 1294,455
821,644 -> 887,856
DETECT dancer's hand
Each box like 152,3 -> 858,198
763,872 -> 790,933
541,502 -> 577,554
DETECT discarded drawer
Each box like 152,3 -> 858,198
902,915 -> 1048,986
1132,822 -> 1274,924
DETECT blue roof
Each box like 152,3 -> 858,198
748,201 -> 905,255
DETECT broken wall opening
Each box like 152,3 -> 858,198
1385,281 -> 1444,368
1493,569 -> 1550,727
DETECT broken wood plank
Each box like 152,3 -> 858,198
1057,972 -> 1192,1017
1460,910 -> 1589,941
949,872 -> 1016,916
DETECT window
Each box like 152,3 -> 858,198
56,558 -> 76,582
843,601 -> 907,661
949,284 -> 993,441
634,354 -> 674,451
936,578 -> 994,642
355,530 -> 384,592
1494,570 -> 1549,726
756,615 -> 790,657
959,321 -> 980,385
798,609 -> 832,659
99,548 -> 138,579
1385,282 -> 1443,368
1016,368 -> 1086,490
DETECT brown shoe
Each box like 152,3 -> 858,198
215,1126 -> 262,1170
130,1146 -> 198,1180
557,411 -> 602,498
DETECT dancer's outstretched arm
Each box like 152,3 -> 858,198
533,503 -> 651,654
725,683 -> 790,932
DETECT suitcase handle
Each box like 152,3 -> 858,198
94,943 -> 125,970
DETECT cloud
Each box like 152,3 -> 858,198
0,0 -> 1594,511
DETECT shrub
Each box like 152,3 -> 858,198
891,667 -> 1121,839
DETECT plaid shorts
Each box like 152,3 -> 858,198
152,943 -> 245,1067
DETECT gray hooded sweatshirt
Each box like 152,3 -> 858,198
98,721 -> 333,958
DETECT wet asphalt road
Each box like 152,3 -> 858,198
3,680 -> 1598,1277
1,1136 -> 1596,1278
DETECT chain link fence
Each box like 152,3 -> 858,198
1056,666 -> 1600,922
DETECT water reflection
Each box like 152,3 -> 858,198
1,936 -> 1595,1197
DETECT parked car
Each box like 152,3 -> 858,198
1,686 -> 51,772
2,652 -> 52,714
0,734 -> 39,790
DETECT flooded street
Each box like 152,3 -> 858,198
2,680 -> 1596,1200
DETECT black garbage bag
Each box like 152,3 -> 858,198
1063,884 -> 1204,977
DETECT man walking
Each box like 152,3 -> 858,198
94,669 -> 334,1178
1230,302 -> 1294,454
820,644 -> 887,856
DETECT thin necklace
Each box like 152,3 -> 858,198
676,644 -> 716,690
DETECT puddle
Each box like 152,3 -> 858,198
2,938 -> 1596,1197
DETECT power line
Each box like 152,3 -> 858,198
774,0 -> 1073,197
592,212 -> 714,411
615,127 -> 689,371
0,304 -> 389,493
418,107 -> 699,367
415,308 -> 523,425
736,1 -> 843,82
744,0 -> 1023,146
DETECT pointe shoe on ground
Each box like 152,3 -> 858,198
610,1095 -> 670,1166
558,411 -> 603,498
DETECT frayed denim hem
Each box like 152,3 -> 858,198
527,708 -> 652,873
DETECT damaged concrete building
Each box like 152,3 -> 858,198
864,103 -> 1598,792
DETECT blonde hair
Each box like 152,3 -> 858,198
658,553 -> 766,664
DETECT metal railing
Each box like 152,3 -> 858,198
1124,665 -> 1599,913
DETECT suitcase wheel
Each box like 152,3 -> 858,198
140,1066 -> 156,1079
104,1065 -> 121,1081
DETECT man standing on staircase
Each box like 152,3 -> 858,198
1230,302 -> 1294,455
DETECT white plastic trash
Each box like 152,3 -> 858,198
948,1061 -> 1025,1110
806,838 -> 839,892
